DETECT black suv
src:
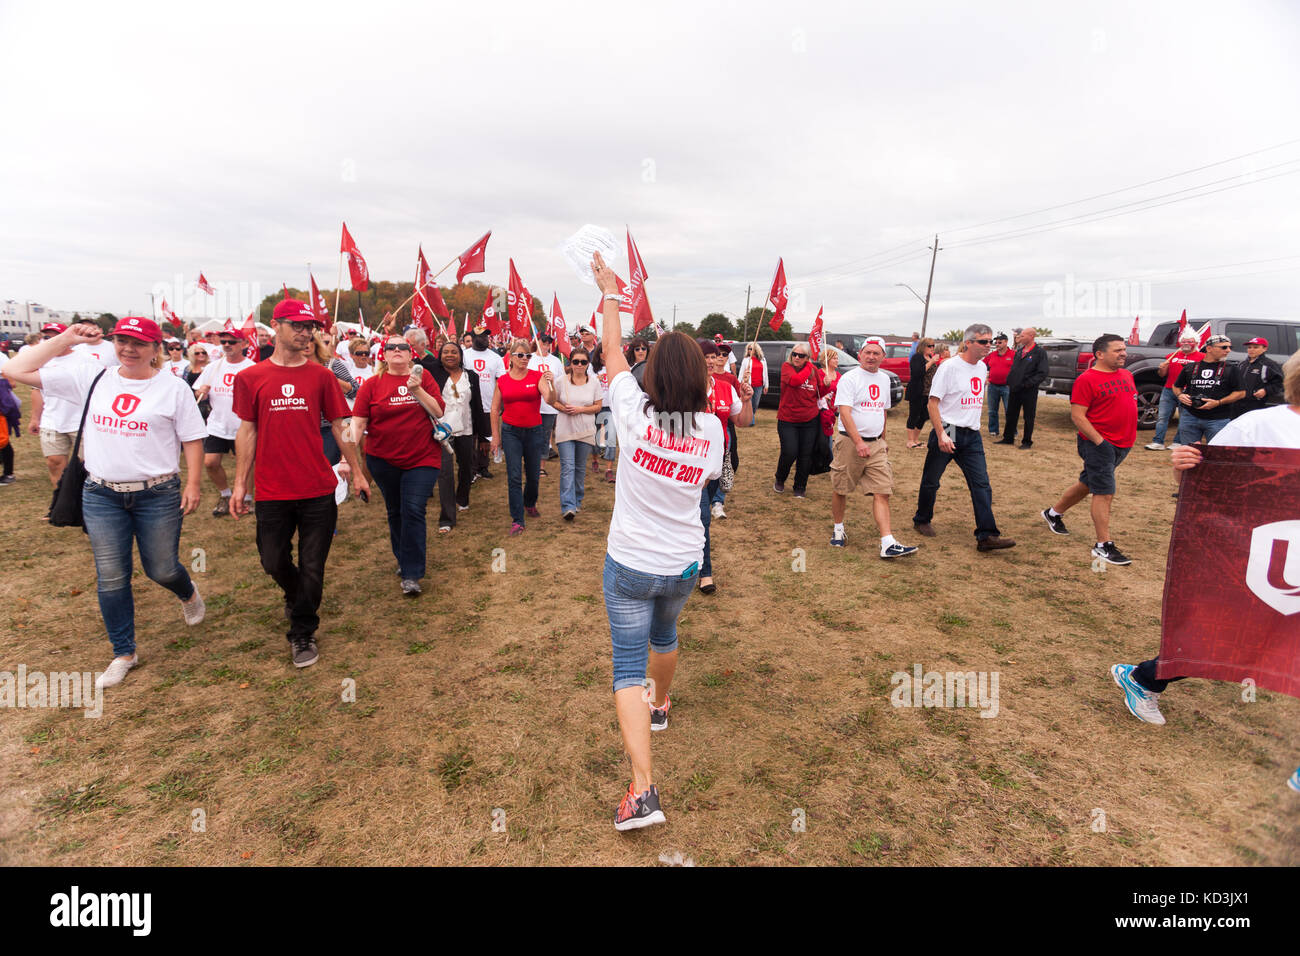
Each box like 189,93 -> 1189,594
731,341 -> 904,409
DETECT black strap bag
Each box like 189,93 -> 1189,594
48,369 -> 107,528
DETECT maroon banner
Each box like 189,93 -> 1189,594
1159,445 -> 1300,698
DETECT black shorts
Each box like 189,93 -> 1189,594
1077,436 -> 1130,496
203,435 -> 236,455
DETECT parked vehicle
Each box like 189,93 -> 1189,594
881,341 -> 914,383
741,341 -> 904,409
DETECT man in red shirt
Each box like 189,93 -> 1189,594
1145,330 -> 1202,450
984,332 -> 1014,437
1041,334 -> 1138,565
229,299 -> 370,668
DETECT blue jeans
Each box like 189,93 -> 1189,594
699,479 -> 719,576
82,476 -> 194,657
595,408 -> 618,461
366,455 -> 438,580
913,426 -> 1001,540
603,554 -> 697,693
986,383 -> 1010,434
1175,413 -> 1229,446
748,384 -> 764,424
502,422 -> 543,524
558,440 -> 592,513
320,422 -> 341,466
1152,388 -> 1178,444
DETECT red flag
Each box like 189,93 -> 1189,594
197,273 -> 215,295
767,258 -> 790,332
411,246 -> 437,335
625,229 -> 654,333
808,306 -> 825,360
507,259 -> 532,338
589,311 -> 598,332
1176,308 -> 1188,339
1159,446 -> 1300,698
340,222 -> 369,292
160,298 -> 181,330
481,289 -> 502,336
281,284 -> 290,300
309,274 -> 332,332
427,282 -> 451,321
241,312 -> 259,362
1128,315 -> 1141,346
1196,322 -> 1213,348
593,275 -> 633,317
457,231 -> 491,284
550,294 -> 570,357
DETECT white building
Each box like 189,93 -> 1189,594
1,300 -> 105,338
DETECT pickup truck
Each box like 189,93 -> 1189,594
1045,319 -> 1299,428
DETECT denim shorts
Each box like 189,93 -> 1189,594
603,554 -> 697,692
1077,436 -> 1130,495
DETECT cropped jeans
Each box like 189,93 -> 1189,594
604,554 -> 698,693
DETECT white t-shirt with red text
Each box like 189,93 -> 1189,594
195,356 -> 255,439
36,351 -> 97,433
928,356 -> 988,430
835,366 -> 892,437
73,343 -> 120,368
40,364 -> 207,481
606,371 -> 724,576
465,348 -> 505,414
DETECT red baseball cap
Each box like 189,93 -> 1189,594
40,322 -> 67,334
111,316 -> 163,342
1245,337 -> 1268,347
272,298 -> 319,324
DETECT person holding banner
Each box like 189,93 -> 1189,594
193,328 -> 256,516
1111,349 -> 1300,780
591,251 -> 723,831
490,337 -> 558,535
774,344 -> 827,498
351,338 -> 444,595
1041,334 -> 1138,566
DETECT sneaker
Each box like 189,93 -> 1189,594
913,522 -> 936,537
525,506 -> 540,518
0,474 -> 16,485
1019,441 -> 1033,449
1110,663 -> 1165,725
649,694 -> 671,732
563,511 -> 575,522
1041,508 -> 1069,535
479,470 -> 495,479
1091,541 -> 1132,566
792,489 -> 806,499
509,522 -> 525,536
182,586 -> 205,626
614,782 -> 666,832
400,579 -> 422,596
1144,441 -> 1165,451
772,481 -> 785,493
457,504 -> 469,511
95,654 -> 138,690
291,637 -> 319,669
1288,767 -> 1300,793
830,528 -> 847,548
711,502 -> 726,519
211,496 -> 230,517
976,535 -> 1016,552
881,543 -> 918,559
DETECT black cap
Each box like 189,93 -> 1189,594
994,332 -> 1008,341
538,333 -> 554,344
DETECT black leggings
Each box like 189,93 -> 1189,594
1,443 -> 12,477
775,415 -> 821,493
906,396 -> 929,430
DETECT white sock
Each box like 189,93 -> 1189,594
881,534 -> 897,549
1047,507 -> 1060,517
833,522 -> 845,535
220,489 -> 232,498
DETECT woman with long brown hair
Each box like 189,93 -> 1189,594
553,345 -> 603,519
591,252 -> 723,832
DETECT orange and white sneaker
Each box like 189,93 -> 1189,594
614,782 -> 666,832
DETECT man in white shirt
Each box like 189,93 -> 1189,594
29,323 -> 96,486
912,323 -> 1016,551
193,329 -> 256,515
830,340 -> 918,558
72,325 -> 120,368
465,325 -> 506,477
529,334 -> 566,461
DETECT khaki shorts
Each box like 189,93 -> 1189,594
40,428 -> 79,458
830,432 -> 893,496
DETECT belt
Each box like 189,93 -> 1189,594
837,432 -> 880,441
87,472 -> 178,492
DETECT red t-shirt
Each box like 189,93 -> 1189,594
498,368 -> 545,428
749,359 -> 764,387
778,362 -> 825,423
353,370 -> 443,470
232,360 -> 351,501
708,377 -> 739,448
1071,366 -> 1138,448
985,348 -> 1015,386
1163,349 -> 1203,389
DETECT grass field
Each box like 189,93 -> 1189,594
1,388 -> 1296,866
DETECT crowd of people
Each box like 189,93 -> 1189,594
4,290 -> 1298,827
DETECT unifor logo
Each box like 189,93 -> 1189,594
868,383 -> 880,401
1245,520 -> 1300,616
1201,369 -> 1214,379
970,377 -> 983,396
397,385 -> 409,396
223,373 -> 234,387
281,384 -> 295,398
474,359 -> 485,372
111,394 -> 141,417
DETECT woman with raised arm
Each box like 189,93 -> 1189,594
591,251 -> 723,832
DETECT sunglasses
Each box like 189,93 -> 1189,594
218,339 -> 241,346
973,339 -> 992,345
352,351 -> 370,357
571,359 -> 589,366
791,352 -> 808,358
511,352 -> 528,358
384,344 -> 411,352
167,344 -> 184,350
634,346 -> 647,352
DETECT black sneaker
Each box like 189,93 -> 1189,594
1041,508 -> 1069,535
614,782 -> 666,831
649,694 -> 670,732
291,636 -> 319,668
1091,541 -> 1132,566
212,496 -> 230,517
0,475 -> 16,485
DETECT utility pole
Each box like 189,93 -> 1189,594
742,284 -> 752,340
920,234 -> 940,339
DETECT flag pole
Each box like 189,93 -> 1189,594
333,249 -> 345,326
390,254 -> 460,315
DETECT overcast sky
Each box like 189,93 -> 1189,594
2,0 -> 1297,340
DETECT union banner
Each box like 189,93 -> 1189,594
1159,446 -> 1300,698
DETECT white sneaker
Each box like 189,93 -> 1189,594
182,585 -> 206,626
457,504 -> 469,512
1144,442 -> 1165,450
96,654 -> 138,689
711,502 -> 726,519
